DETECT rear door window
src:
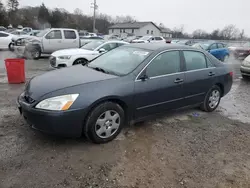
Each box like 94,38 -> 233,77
0,33 -> 8,37
64,30 -> 76,39
183,51 -> 207,71
217,43 -> 224,49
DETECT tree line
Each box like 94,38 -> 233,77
0,0 -> 248,40
0,0 -> 136,34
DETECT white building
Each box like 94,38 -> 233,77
108,22 -> 172,38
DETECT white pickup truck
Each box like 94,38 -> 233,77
13,28 -> 83,59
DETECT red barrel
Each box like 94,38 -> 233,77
5,59 -> 25,84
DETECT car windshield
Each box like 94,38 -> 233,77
81,41 -> 105,50
139,36 -> 151,40
88,47 -> 151,76
193,43 -> 210,50
178,40 -> 188,44
36,29 -> 49,37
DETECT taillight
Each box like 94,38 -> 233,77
229,72 -> 233,77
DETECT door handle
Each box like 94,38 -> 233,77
174,78 -> 184,84
208,72 -> 215,76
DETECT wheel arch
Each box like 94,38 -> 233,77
215,83 -> 224,96
73,57 -> 89,65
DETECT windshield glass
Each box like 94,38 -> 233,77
81,41 -> 105,50
193,43 -> 209,50
36,29 -> 49,37
88,47 -> 151,76
243,42 -> 250,47
178,40 -> 188,44
139,36 -> 151,40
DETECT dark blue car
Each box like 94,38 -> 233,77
193,42 -> 230,62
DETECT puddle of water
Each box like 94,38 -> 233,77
219,81 -> 250,124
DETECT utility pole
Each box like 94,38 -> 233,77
91,0 -> 98,33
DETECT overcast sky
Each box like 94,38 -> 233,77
4,0 -> 250,35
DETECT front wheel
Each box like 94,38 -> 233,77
84,102 -> 125,144
73,58 -> 88,66
8,43 -> 14,51
242,75 -> 250,80
201,85 -> 222,112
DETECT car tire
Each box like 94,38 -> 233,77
73,58 -> 88,66
8,43 -> 14,51
84,102 -> 125,144
31,49 -> 41,60
222,55 -> 229,62
242,75 -> 250,80
200,85 -> 222,112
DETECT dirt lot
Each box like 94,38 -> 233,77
0,51 -> 250,188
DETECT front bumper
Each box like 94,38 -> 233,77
49,56 -> 72,68
234,51 -> 250,59
17,93 -> 85,137
240,65 -> 250,76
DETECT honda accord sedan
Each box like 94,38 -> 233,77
17,43 -> 233,144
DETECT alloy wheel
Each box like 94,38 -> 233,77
208,90 -> 220,109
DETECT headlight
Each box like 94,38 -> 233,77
58,55 -> 71,59
242,60 -> 250,66
36,94 -> 79,111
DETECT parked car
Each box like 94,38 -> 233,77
193,42 -> 230,62
131,36 -> 166,43
80,36 -> 104,46
0,26 -> 7,31
17,43 -> 233,143
241,55 -> 250,79
231,42 -> 250,59
50,40 -> 128,68
13,28 -> 83,59
177,40 -> 197,46
123,36 -> 142,43
0,31 -> 14,50
171,40 -> 179,43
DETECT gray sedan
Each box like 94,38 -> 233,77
17,43 -> 233,144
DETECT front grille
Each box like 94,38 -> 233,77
50,56 -> 56,67
15,38 -> 26,46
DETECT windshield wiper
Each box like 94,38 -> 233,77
90,66 -> 109,74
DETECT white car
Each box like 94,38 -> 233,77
131,36 -> 166,43
0,31 -> 14,49
50,40 -> 128,68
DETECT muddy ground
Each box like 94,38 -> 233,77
0,51 -> 250,188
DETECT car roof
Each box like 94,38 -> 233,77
124,43 -> 196,51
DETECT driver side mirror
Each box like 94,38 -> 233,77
99,48 -> 106,53
138,74 -> 149,81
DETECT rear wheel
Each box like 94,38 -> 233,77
201,85 -> 222,112
84,102 -> 125,144
73,58 -> 88,66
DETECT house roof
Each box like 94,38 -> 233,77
160,28 -> 172,33
109,22 -> 160,30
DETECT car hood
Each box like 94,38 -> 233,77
52,48 -> 97,56
26,65 -> 117,100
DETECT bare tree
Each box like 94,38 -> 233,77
113,15 -> 136,23
239,29 -> 245,40
220,25 -> 240,40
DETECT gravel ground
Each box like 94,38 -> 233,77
0,51 -> 250,188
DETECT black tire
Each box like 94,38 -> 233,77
73,58 -> 88,66
200,85 -> 222,112
242,75 -> 250,80
84,102 -> 125,144
31,49 -> 41,60
8,43 -> 14,51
